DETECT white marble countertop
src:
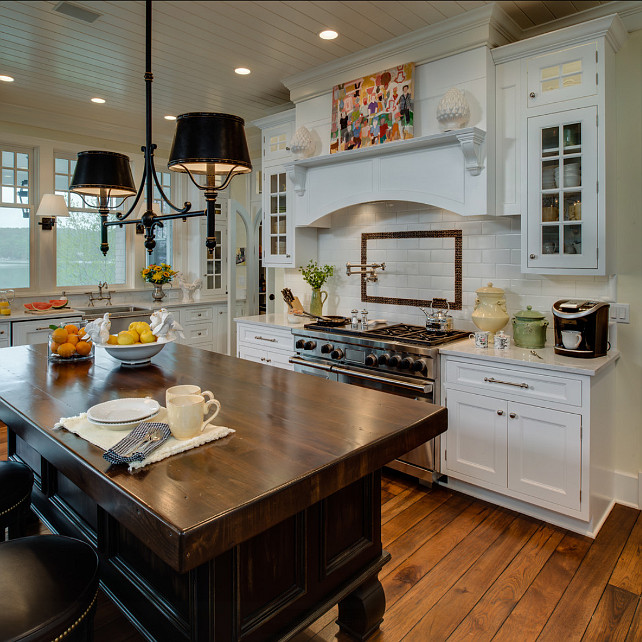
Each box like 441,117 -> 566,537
3,308 -> 85,322
439,338 -> 619,376
234,313 -> 307,330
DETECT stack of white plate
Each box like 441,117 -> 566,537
87,397 -> 161,431
554,164 -> 581,188
542,166 -> 556,189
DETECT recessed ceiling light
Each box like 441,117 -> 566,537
319,30 -> 338,40
0,75 -> 15,82
91,97 -> 105,103
164,115 -> 176,120
235,67 -> 251,75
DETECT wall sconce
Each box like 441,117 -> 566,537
36,194 -> 69,230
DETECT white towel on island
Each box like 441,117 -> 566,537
54,407 -> 235,471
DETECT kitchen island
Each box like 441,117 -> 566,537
0,343 -> 447,641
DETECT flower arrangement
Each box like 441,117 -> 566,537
299,260 -> 334,289
141,263 -> 178,285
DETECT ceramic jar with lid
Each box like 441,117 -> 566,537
512,305 -> 548,349
471,282 -> 509,336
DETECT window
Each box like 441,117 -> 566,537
54,154 -> 127,287
0,146 -> 32,288
147,169 -> 174,267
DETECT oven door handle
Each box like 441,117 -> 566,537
289,356 -> 334,372
331,364 -> 433,394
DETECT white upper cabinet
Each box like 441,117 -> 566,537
526,42 -> 598,108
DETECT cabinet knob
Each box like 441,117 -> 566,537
497,410 -> 504,416
529,92 -> 536,98
286,254 -> 291,258
509,412 -> 517,419
530,254 -> 537,259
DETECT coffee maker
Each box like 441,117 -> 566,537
552,300 -> 610,358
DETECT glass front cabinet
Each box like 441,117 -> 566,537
526,106 -> 598,271
262,168 -> 292,267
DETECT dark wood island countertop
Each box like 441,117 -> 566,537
0,343 -> 447,641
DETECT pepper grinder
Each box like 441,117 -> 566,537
351,309 -> 359,329
360,309 -> 369,330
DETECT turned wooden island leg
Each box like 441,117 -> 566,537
336,575 -> 386,640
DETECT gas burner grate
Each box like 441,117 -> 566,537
364,324 -> 469,346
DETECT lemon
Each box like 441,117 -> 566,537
129,321 -> 151,336
107,334 -> 119,345
140,331 -> 156,344
117,331 -> 136,345
127,328 -> 140,342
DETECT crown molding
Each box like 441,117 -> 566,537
251,108 -> 296,130
283,4 -> 521,104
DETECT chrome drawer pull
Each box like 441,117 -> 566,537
497,410 -> 504,416
255,335 -> 277,342
36,326 -> 51,331
509,412 -> 517,419
484,377 -> 529,389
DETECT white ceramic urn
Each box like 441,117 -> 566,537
471,282 -> 509,336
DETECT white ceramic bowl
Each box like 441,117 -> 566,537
97,339 -> 174,366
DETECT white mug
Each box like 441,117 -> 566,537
166,384 -> 214,406
166,394 -> 221,440
469,331 -> 489,348
561,330 -> 582,350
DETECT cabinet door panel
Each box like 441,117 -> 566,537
446,389 -> 507,487
508,402 -> 581,510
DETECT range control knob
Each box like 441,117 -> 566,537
388,355 -> 402,368
295,339 -> 305,349
303,341 -> 317,351
412,358 -> 429,373
365,353 -> 378,367
320,343 -> 333,354
330,349 -> 344,360
400,357 -> 414,370
378,353 -> 391,366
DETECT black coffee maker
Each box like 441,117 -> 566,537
552,300 -> 610,358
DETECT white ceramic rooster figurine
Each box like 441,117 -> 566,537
176,272 -> 202,304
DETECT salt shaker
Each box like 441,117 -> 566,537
351,309 -> 359,329
360,309 -> 369,330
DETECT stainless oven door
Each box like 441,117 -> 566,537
291,358 -> 337,381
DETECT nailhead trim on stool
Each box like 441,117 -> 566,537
0,460 -> 34,539
0,535 -> 100,642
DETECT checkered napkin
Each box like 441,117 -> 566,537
103,422 -> 171,465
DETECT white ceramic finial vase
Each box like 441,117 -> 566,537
289,126 -> 314,158
436,88 -> 470,131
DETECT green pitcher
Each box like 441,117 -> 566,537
309,288 -> 328,317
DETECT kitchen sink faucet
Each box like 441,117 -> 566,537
86,282 -> 112,307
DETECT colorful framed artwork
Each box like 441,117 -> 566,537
330,63 -> 415,154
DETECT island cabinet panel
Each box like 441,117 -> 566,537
0,344 -> 442,641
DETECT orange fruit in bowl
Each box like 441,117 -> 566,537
67,334 -> 80,346
75,341 -> 92,356
64,324 -> 79,335
50,341 -> 60,354
51,328 -> 68,344
57,343 -> 76,358
77,328 -> 87,339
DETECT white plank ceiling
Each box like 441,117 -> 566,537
0,0 -> 616,149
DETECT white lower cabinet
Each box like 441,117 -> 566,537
440,352 -> 616,534
236,320 -> 295,371
446,389 -> 581,510
12,316 -> 82,346
0,321 -> 10,348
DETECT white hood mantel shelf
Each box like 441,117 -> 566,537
285,127 -> 487,226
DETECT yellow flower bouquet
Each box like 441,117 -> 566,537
140,263 -> 178,285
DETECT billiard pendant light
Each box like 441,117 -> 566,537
69,0 -> 251,256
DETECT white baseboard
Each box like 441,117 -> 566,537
613,469 -> 641,509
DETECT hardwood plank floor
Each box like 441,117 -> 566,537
2,422 -> 642,641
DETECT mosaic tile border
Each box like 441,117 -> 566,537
360,230 -> 463,310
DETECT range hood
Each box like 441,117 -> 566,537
285,127 -> 488,226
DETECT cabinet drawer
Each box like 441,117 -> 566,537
182,323 -> 213,343
182,307 -> 213,323
238,344 -> 294,370
238,325 -> 294,351
446,360 -> 582,406
12,316 -> 82,346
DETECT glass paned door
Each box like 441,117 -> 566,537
528,107 -> 597,270
263,169 -> 290,265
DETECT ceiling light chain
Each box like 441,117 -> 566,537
69,0 -> 251,256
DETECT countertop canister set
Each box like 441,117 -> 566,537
470,282 -> 548,351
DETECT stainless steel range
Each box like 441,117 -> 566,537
290,322 -> 468,484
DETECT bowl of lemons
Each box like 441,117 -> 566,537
97,321 -> 174,366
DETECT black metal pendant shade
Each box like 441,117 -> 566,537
70,151 -> 137,197
168,113 -> 252,177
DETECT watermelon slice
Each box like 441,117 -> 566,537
32,302 -> 53,311
24,303 -> 36,311
49,299 -> 69,309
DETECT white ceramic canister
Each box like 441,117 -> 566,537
494,330 -> 510,350
471,282 -> 509,336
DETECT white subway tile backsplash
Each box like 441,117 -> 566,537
481,249 -> 512,264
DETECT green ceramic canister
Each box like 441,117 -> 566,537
512,305 -> 549,349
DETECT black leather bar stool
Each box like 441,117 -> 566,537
0,460 -> 34,540
0,535 -> 100,641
